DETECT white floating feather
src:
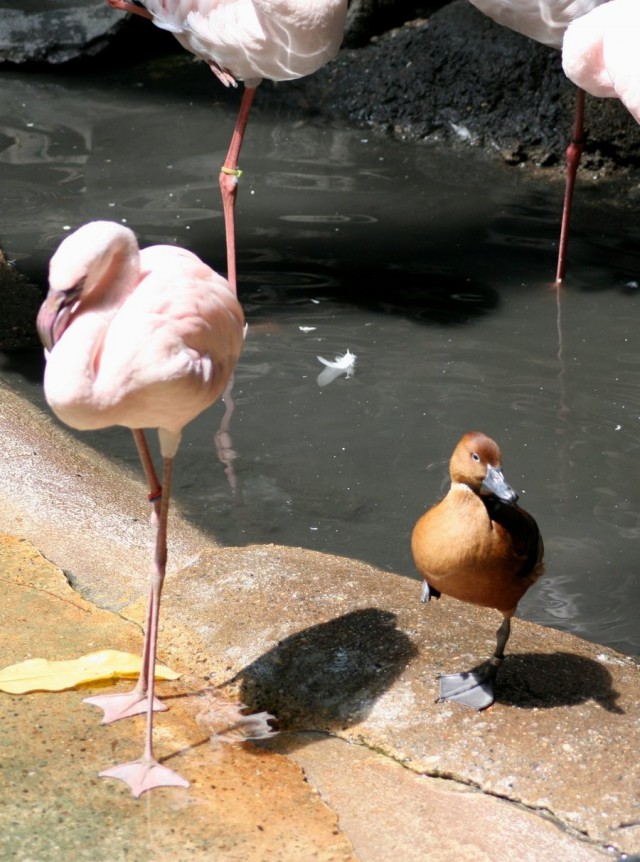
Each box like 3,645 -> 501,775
316,349 -> 357,387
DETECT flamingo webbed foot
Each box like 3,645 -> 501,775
84,691 -> 167,724
99,758 -> 189,798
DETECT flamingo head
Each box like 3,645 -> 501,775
37,281 -> 83,353
37,221 -> 138,353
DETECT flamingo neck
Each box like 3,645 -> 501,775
43,235 -> 141,430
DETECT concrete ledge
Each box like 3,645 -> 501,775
0,380 -> 637,858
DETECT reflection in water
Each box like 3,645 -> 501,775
1,61 -> 640,658
555,285 -> 569,423
214,378 -> 240,498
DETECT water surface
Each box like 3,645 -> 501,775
1,57 -> 639,657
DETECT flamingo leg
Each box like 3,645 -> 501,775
98,456 -> 189,796
132,427 -> 163,516
106,0 -> 254,297
436,614 -> 513,710
105,0 -> 152,19
555,87 -> 586,285
219,86 -> 257,296
83,429 -> 167,724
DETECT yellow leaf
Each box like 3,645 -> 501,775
0,650 -> 180,694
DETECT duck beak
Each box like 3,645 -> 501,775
481,465 -> 518,503
36,286 -> 81,353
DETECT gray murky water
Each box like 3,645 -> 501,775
1,56 -> 639,657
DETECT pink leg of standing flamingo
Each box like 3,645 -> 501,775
218,86 -> 257,295
106,0 -> 151,18
106,0 -> 255,294
95,455 -> 189,796
83,428 -> 167,724
555,88 -> 586,285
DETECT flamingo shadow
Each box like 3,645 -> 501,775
226,607 -> 417,731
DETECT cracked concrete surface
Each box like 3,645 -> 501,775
1,378 -> 637,860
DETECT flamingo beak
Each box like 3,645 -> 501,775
481,465 -> 518,504
36,285 -> 81,353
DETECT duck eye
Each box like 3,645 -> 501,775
471,452 -> 480,462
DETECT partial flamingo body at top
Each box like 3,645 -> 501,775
469,0 -> 605,48
132,0 -> 348,87
562,0 -> 640,124
106,0 -> 348,294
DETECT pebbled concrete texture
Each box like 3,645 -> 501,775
271,732 -> 613,862
0,378 -> 637,860
154,545 -> 640,855
0,534 -> 357,862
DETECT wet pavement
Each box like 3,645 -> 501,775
1,378 -> 638,861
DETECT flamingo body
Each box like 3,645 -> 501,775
469,0 -> 604,48
37,221 -> 245,795
138,0 -> 348,88
40,222 -> 244,448
412,432 -> 544,709
562,0 -> 640,121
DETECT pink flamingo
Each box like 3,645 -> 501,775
37,220 -> 245,796
468,0 -> 608,283
105,0 -> 348,294
562,0 -> 640,127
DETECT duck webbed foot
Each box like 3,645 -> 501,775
436,656 -> 502,710
420,580 -> 441,603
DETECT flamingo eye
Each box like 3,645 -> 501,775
471,452 -> 480,462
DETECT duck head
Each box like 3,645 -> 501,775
450,431 -> 519,504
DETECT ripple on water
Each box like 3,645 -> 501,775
2,66 -> 640,657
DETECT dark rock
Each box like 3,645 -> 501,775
0,249 -> 42,349
277,1 -> 640,173
0,0 -> 123,65
344,0 -> 450,47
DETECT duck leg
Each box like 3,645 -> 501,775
420,579 -> 440,602
436,615 -> 512,710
